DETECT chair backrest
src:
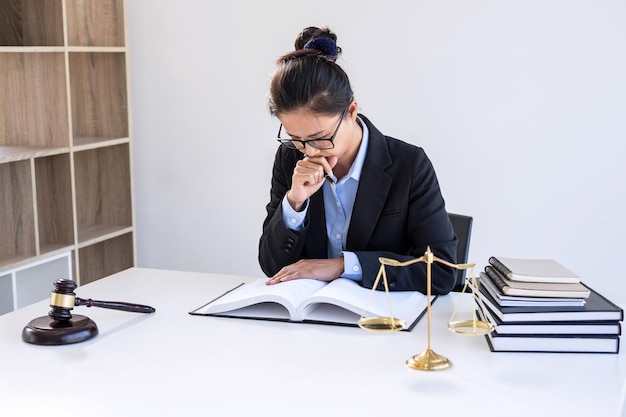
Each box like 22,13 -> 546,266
448,213 -> 473,292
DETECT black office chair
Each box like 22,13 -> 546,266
448,213 -> 473,292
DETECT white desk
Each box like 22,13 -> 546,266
0,268 -> 624,417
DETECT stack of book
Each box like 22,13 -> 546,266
473,256 -> 623,353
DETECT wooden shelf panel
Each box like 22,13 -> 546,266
78,232 -> 133,285
39,243 -> 75,257
0,0 -> 64,47
0,160 -> 36,260
72,136 -> 129,151
0,46 -> 65,53
74,144 -> 133,231
0,52 -> 69,148
68,46 -> 126,53
69,52 -> 129,138
0,145 -> 69,163
77,224 -> 133,247
66,0 -> 125,47
35,154 -> 75,250
0,254 -> 33,272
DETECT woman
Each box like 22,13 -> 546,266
259,27 -> 457,294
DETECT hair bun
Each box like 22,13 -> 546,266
303,37 -> 338,61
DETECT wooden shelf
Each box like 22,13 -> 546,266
0,254 -> 33,272
0,0 -> 134,314
72,136 -> 130,151
74,144 -> 132,232
0,160 -> 36,261
77,224 -> 133,247
79,233 -> 133,285
69,52 -> 129,139
35,153 -> 74,250
0,145 -> 70,163
0,52 -> 69,148
66,0 -> 125,47
0,0 -> 64,47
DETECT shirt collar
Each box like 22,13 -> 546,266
341,116 -> 369,183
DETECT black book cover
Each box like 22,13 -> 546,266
476,282 -> 623,322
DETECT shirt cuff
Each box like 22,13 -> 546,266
340,251 -> 362,281
281,195 -> 308,231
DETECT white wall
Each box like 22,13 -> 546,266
126,0 -> 626,303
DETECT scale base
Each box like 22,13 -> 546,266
22,314 -> 98,345
406,349 -> 451,371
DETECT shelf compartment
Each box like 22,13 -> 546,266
66,0 -> 125,47
78,232 -> 133,285
35,153 -> 74,254
0,0 -> 64,47
74,143 -> 132,244
0,145 -> 69,163
69,52 -> 128,140
15,252 -> 71,308
0,52 -> 69,147
0,159 -> 36,265
77,225 -> 133,248
72,136 -> 129,152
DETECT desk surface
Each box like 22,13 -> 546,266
0,267 -> 624,417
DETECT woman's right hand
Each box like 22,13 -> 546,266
287,156 -> 337,211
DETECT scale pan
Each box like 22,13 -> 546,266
448,319 -> 493,335
358,316 -> 406,332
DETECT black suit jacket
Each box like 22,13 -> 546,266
258,114 -> 457,294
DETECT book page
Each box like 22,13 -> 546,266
193,277 -> 326,320
301,278 -> 428,325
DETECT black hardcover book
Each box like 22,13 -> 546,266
476,308 -> 620,353
479,299 -> 622,335
475,281 -> 623,323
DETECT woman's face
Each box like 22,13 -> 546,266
277,102 -> 360,161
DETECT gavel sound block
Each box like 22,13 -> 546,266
22,278 -> 156,345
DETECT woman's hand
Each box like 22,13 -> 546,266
266,258 -> 344,285
286,156 -> 337,211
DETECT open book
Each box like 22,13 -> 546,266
189,277 -> 433,331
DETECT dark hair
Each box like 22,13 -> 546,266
269,27 -> 354,117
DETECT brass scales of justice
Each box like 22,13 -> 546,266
357,246 -> 493,371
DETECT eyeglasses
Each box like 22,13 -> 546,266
276,108 -> 347,150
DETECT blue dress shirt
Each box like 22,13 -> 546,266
281,117 -> 370,281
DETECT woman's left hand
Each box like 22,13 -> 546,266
266,258 -> 344,285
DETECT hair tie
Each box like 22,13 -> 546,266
303,37 -> 338,60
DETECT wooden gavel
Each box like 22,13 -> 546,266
22,278 -> 155,345
48,278 -> 155,321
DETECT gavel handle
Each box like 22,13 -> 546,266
75,298 -> 156,313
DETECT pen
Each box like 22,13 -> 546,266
324,173 -> 336,185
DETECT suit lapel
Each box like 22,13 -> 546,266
346,116 -> 393,250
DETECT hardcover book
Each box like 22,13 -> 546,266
484,265 -> 590,298
480,271 -> 586,307
189,277 -> 433,331
474,281 -> 623,323
489,256 -> 580,283
476,309 -> 620,353
483,329 -> 620,353
479,300 -> 622,336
